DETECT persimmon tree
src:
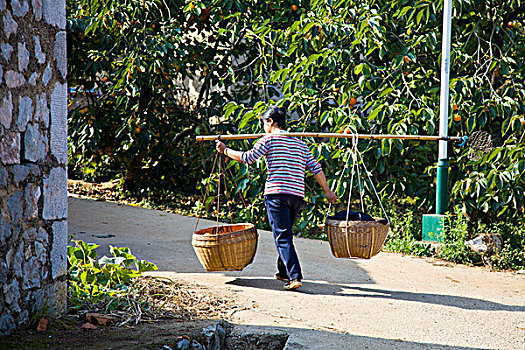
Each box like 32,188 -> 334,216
67,0 -> 525,224
219,0 -> 525,222
67,0 -> 262,191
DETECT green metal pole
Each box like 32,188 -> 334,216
436,159 -> 449,214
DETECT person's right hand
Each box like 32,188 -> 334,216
215,140 -> 226,154
325,190 -> 337,204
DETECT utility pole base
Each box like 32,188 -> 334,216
422,214 -> 446,243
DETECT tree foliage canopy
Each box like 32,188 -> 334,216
67,0 -> 525,224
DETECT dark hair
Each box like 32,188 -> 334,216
259,106 -> 287,130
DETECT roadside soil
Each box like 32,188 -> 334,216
0,317 -> 226,350
0,275 -> 240,350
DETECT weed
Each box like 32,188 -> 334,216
68,240 -> 158,311
438,207 -> 479,265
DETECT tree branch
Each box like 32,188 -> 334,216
195,28 -> 247,111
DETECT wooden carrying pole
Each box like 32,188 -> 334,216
196,133 -> 463,142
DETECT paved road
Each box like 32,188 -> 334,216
68,196 -> 525,349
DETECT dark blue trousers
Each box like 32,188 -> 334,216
264,194 -> 304,281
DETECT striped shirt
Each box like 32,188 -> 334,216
241,134 -> 322,197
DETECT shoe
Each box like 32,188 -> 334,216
283,279 -> 302,290
275,273 -> 289,282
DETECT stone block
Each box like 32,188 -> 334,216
23,257 -> 41,290
0,259 -> 6,284
17,96 -> 33,131
25,123 -> 48,162
12,165 -> 29,184
7,190 -> 23,223
12,225 -> 21,243
34,240 -> 46,264
13,242 -> 24,278
29,72 -> 39,85
24,239 -> 33,259
43,279 -> 67,315
43,167 -> 67,219
0,165 -> 7,187
3,10 -> 18,38
0,91 -> 12,129
5,71 -> 26,88
32,0 -> 43,20
6,246 -> 13,267
0,312 -> 15,336
17,310 -> 29,325
18,42 -> 30,71
36,92 -> 50,128
0,216 -> 13,246
54,31 -> 67,79
25,183 -> 41,220
43,0 -> 66,29
34,36 -> 46,64
1,43 -> 13,61
11,0 -> 29,17
29,289 -> 45,314
37,227 -> 48,244
42,63 -> 52,86
27,163 -> 41,177
4,278 -> 21,309
22,227 -> 37,240
51,220 -> 67,279
50,83 -> 67,164
0,132 -> 21,164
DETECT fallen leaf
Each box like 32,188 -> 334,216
36,318 -> 48,332
86,313 -> 117,326
81,322 -> 98,330
446,276 -> 460,283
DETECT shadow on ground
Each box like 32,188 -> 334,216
228,323 -> 490,350
226,277 -> 525,312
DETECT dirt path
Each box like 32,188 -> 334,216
68,196 -> 525,349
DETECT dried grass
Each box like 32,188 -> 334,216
73,276 -> 241,327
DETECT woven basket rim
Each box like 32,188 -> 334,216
194,223 -> 255,236
325,218 -> 389,228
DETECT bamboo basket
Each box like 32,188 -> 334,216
192,223 -> 258,271
325,218 -> 390,259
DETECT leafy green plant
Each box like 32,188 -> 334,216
382,200 -> 434,257
68,240 -> 158,309
438,207 -> 479,265
482,221 -> 525,270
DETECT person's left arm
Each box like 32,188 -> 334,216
314,170 -> 337,204
306,151 -> 338,204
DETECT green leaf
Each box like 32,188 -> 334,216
466,115 -> 476,133
379,88 -> 393,98
358,75 -> 366,90
136,260 -> 158,273
501,117 -> 512,135
416,10 -> 424,25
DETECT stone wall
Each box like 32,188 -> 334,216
0,0 -> 68,335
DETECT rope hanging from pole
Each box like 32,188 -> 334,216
325,134 -> 390,225
194,153 -> 252,233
